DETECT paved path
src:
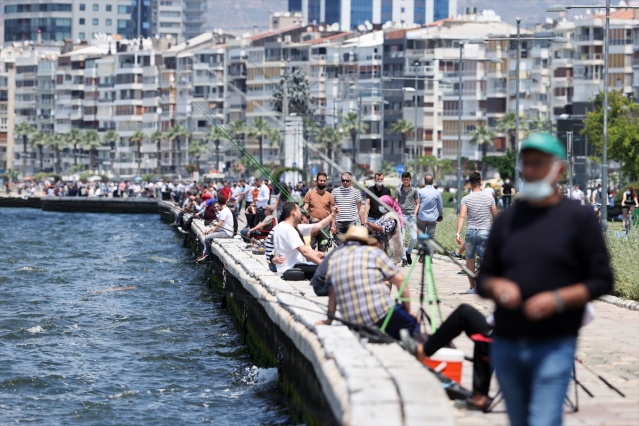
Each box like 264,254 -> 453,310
398,252 -> 639,426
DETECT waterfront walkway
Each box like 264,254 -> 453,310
404,254 -> 639,426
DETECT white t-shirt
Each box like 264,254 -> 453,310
273,222 -> 314,276
216,206 -> 234,237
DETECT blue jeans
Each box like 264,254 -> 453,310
492,335 -> 577,426
402,215 -> 418,261
465,229 -> 490,259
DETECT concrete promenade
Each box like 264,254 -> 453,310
402,253 -> 639,426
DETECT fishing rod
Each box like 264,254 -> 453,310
575,357 -> 625,397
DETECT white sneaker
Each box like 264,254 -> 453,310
465,287 -> 477,294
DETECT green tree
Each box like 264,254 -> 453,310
28,130 -> 47,172
582,90 -> 639,182
418,155 -> 454,184
83,129 -> 102,172
187,139 -> 209,173
129,130 -> 146,177
497,113 -> 521,151
150,130 -> 164,175
483,149 -> 518,181
45,133 -> 65,173
206,126 -> 227,172
167,125 -> 190,175
315,125 -> 341,179
248,118 -> 271,165
14,122 -> 35,177
103,129 -> 119,176
228,120 -> 246,143
66,128 -> 83,166
271,68 -> 313,116
390,118 -> 416,171
339,112 -> 368,171
470,125 -> 496,176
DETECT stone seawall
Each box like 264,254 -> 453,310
159,201 -> 455,425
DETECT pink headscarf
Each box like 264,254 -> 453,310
379,195 -> 404,227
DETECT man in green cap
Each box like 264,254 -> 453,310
476,133 -> 613,425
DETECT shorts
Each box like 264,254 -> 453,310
465,229 -> 490,259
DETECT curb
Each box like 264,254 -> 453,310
598,295 -> 639,311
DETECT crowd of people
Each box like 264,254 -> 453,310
178,132 -> 613,425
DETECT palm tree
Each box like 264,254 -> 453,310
14,123 -> 34,177
150,130 -> 164,175
103,129 -> 119,177
228,120 -> 246,144
390,118 -> 416,170
206,126 -> 227,172
45,133 -> 65,174
315,126 -> 341,180
248,118 -> 270,165
83,129 -> 102,172
187,139 -> 209,173
167,124 -> 190,175
66,128 -> 83,166
28,130 -> 47,172
129,130 -> 146,177
470,125 -> 497,176
497,113 -> 529,151
339,112 -> 368,170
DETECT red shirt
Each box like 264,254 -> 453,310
220,186 -> 231,200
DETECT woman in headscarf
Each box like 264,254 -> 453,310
365,194 -> 404,265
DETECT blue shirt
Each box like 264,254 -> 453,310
417,186 -> 443,222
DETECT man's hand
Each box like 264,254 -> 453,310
489,278 -> 522,310
523,291 -> 557,321
272,254 -> 286,265
330,225 -> 336,234
455,233 -> 462,245
437,215 -> 443,222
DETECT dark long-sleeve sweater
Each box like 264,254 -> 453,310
477,198 -> 613,339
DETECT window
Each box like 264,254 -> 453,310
79,18 -> 85,25
79,32 -> 86,39
93,4 -> 99,11
92,18 -> 98,25
118,5 -> 131,13
79,3 -> 85,11
106,5 -> 112,11
106,19 -> 112,26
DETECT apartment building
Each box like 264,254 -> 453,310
154,0 -> 208,44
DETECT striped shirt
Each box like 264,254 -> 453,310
326,245 -> 398,326
461,190 -> 495,230
331,186 -> 362,222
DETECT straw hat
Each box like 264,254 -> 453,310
338,225 -> 379,246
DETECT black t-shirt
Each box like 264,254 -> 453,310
477,198 -> 613,339
501,183 -> 514,197
365,185 -> 392,219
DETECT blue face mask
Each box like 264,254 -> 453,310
519,161 -> 561,201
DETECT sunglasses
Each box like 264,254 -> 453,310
341,179 -> 351,183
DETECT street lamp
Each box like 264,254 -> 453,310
480,23 -> 569,194
548,2 -> 639,229
435,42 -> 502,211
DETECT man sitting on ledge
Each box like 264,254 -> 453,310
315,226 -> 417,340
272,202 -> 329,280
196,196 -> 234,264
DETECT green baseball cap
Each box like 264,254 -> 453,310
520,133 -> 566,160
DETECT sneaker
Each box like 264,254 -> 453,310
400,329 -> 419,357
454,397 -> 492,412
402,260 -> 409,267
195,254 -> 209,264
457,269 -> 467,275
418,252 -> 425,264
178,227 -> 190,235
449,251 -> 462,259
406,253 -> 412,265
464,287 -> 477,294
170,222 -> 179,226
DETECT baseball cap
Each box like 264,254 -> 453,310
520,133 -> 566,160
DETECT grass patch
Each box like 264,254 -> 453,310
433,208 -> 639,301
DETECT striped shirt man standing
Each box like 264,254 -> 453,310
331,172 -> 365,245
456,171 -> 498,294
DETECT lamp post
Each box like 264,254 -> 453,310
435,42 -> 502,211
547,2 -> 639,228
481,27 -> 569,191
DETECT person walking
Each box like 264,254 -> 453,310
394,172 -> 419,266
476,133 -> 613,426
331,172 -> 364,244
303,172 -> 336,252
363,172 -> 392,225
254,177 -> 270,224
416,174 -> 444,261
501,178 -> 514,210
455,171 -> 498,294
